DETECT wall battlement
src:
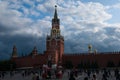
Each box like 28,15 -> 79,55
64,51 -> 120,56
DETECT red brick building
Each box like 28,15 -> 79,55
11,6 -> 120,68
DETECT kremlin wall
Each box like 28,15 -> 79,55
11,6 -> 120,69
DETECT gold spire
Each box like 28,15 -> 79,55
88,44 -> 92,53
12,45 -> 18,58
32,46 -> 37,56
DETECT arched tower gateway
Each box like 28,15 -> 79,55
45,5 -> 64,65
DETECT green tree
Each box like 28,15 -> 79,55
64,61 -> 73,69
0,60 -> 16,71
91,61 -> 99,69
83,61 -> 87,69
118,61 -> 120,67
77,61 -> 84,69
107,61 -> 115,68
86,61 -> 91,69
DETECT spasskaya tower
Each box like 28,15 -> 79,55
45,5 -> 64,64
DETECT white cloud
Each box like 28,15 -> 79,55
23,0 -> 34,6
0,0 -> 120,55
60,1 -> 111,23
37,4 -> 47,12
22,7 -> 29,15
30,10 -> 40,16
111,3 -> 120,9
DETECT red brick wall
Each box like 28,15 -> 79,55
12,53 -> 120,68
12,54 -> 47,68
62,53 -> 120,68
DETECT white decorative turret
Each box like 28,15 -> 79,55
94,49 -> 97,54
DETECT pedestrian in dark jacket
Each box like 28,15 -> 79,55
69,73 -> 76,80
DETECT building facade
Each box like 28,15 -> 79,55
11,6 -> 120,68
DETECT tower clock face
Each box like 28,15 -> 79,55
53,29 -> 56,33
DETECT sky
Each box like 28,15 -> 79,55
0,0 -> 120,60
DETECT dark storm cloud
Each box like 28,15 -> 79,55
64,26 -> 120,53
64,32 -> 94,53
0,30 -> 46,60
104,27 -> 116,35
0,23 -> 17,32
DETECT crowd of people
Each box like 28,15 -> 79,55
67,68 -> 120,80
0,68 -> 120,80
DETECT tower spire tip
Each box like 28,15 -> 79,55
55,5 -> 57,7
54,5 -> 58,19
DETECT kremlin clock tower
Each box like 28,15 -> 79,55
45,5 -> 64,65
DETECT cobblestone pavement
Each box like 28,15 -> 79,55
0,70 -> 118,80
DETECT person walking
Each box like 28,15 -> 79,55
102,73 -> 107,80
84,77 -> 88,80
69,72 -> 76,80
92,74 -> 97,80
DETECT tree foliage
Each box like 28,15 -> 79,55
107,61 -> 115,67
118,61 -> 120,67
0,60 -> 16,71
64,61 -> 73,69
77,61 -> 99,69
